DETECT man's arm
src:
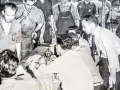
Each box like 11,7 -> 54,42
15,23 -> 22,61
71,4 -> 80,27
101,33 -> 119,87
34,9 -> 45,43
16,43 -> 21,61
106,1 -> 112,23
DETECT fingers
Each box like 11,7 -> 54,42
109,76 -> 116,88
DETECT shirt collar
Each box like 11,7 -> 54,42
93,26 -> 99,36
60,2 -> 70,6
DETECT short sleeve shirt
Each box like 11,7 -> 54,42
16,4 -> 45,32
0,16 -> 21,53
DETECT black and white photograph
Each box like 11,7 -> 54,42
0,0 -> 120,90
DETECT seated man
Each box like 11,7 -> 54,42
27,33 -> 103,90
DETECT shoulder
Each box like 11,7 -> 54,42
90,2 -> 96,6
53,3 -> 60,10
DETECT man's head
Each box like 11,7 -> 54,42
84,0 -> 91,4
60,0 -> 69,4
23,0 -> 37,6
55,33 -> 79,56
0,49 -> 19,78
2,3 -> 17,23
82,15 -> 98,35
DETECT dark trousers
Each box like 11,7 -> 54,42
99,57 -> 120,90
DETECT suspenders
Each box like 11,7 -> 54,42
54,45 -> 59,57
58,4 -> 72,12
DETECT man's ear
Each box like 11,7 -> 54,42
2,10 -> 5,15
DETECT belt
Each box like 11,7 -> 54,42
94,82 -> 102,86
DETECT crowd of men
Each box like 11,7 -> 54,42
0,0 -> 120,90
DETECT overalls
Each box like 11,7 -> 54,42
56,4 -> 75,35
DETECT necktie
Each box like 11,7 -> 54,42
91,35 -> 96,61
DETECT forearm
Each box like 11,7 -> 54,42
16,43 -> 21,61
110,67 -> 117,77
50,15 -> 54,30
32,68 -> 43,78
34,23 -> 44,32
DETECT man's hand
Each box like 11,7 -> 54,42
109,67 -> 117,89
107,19 -> 110,23
109,73 -> 116,88
39,37 -> 44,44
26,55 -> 41,66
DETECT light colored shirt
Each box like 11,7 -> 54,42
0,15 -> 21,52
39,50 -> 93,90
74,38 -> 103,86
16,4 -> 45,32
53,2 -> 80,21
93,26 -> 120,72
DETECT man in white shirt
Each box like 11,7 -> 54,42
27,34 -> 94,90
26,33 -> 105,90
82,15 -> 120,90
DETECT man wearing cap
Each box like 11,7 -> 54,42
16,0 -> 45,59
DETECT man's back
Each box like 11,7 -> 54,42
41,50 -> 93,90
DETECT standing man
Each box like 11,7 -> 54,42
53,0 -> 80,36
0,3 -> 21,61
16,0 -> 45,59
77,0 -> 96,42
77,0 -> 96,20
82,15 -> 120,90
35,0 -> 54,44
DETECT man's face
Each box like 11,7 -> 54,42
60,0 -> 69,3
82,20 -> 92,35
2,7 -> 16,23
25,0 -> 36,6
